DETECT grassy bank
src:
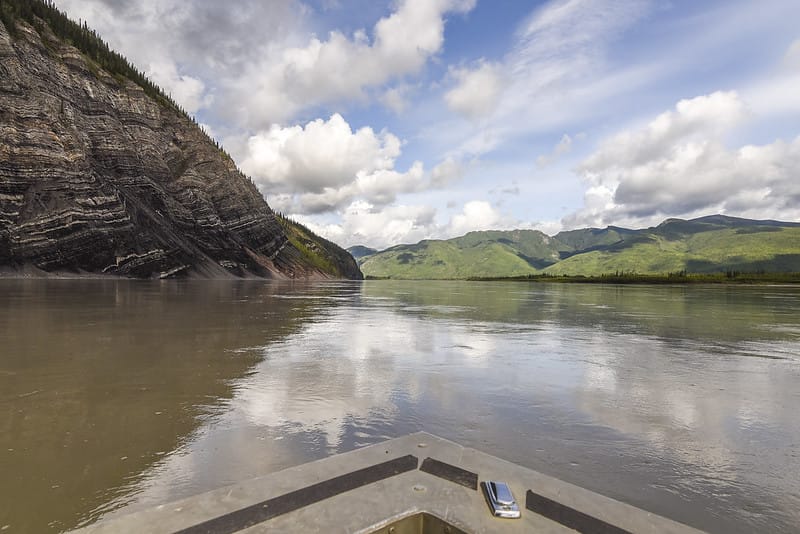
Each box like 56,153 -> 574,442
467,272 -> 800,284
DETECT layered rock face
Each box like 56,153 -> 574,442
0,18 -> 361,279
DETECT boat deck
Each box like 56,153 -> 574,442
73,432 -> 705,533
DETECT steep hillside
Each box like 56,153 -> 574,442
0,1 -> 361,279
546,218 -> 800,276
554,226 -> 633,258
451,229 -> 570,267
277,216 -> 362,279
361,229 -> 564,279
347,245 -> 378,263
361,216 -> 800,279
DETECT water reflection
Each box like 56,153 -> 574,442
2,281 -> 799,533
0,280 -> 338,532
575,332 -> 800,528
364,281 -> 800,348
100,298 -> 504,517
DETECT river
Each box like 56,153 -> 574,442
1,280 -> 799,533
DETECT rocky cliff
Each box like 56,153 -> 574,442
0,7 -> 361,279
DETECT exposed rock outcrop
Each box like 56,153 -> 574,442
0,14 -> 361,279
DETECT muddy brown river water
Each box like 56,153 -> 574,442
1,280 -> 799,533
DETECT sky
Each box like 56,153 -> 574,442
54,0 -> 800,249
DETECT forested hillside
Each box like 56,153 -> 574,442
360,216 -> 800,279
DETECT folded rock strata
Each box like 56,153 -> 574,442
0,16 -> 361,279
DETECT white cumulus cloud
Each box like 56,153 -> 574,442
227,0 -> 477,126
580,91 -> 746,172
55,0 -> 303,117
240,114 -> 401,194
429,157 -> 464,187
57,0 -> 476,126
240,114 -> 462,215
240,114 -> 426,213
297,199 -> 533,249
565,91 -> 800,228
381,85 -> 412,114
445,60 -> 505,120
446,201 -> 505,236
296,201 -> 438,249
146,61 -> 211,114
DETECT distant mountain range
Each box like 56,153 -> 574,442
347,245 -> 379,260
349,215 -> 800,279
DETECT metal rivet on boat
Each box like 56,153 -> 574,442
412,484 -> 427,492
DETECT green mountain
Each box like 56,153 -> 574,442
347,245 -> 378,263
361,229 -> 567,279
360,215 -> 800,279
554,226 -> 633,253
547,215 -> 800,276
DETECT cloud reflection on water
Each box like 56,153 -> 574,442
101,282 -> 800,533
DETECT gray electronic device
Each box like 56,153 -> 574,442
482,480 -> 521,518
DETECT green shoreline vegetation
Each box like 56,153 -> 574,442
473,271 -> 800,284
366,271 -> 800,284
275,213 -> 358,278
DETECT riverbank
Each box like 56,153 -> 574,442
364,272 -> 800,284
471,272 -> 800,284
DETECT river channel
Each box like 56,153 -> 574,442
1,280 -> 798,532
